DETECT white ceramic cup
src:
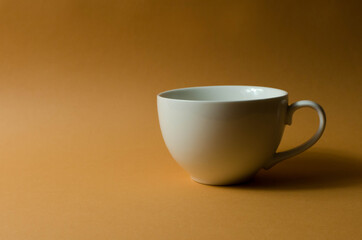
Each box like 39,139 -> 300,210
157,86 -> 326,185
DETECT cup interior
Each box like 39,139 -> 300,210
158,86 -> 287,102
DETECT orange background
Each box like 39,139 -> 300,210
0,1 -> 361,239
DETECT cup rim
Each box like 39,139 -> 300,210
157,85 -> 288,103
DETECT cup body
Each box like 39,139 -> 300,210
157,86 -> 288,185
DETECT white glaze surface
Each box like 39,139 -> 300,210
157,86 -> 325,185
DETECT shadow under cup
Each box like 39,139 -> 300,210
157,86 -> 291,185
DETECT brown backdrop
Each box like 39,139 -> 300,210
1,1 -> 361,239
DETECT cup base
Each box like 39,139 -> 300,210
191,175 -> 255,186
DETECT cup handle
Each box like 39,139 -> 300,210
263,100 -> 326,170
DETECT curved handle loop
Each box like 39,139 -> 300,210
263,100 -> 326,169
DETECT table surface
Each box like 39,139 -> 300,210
0,1 -> 361,239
